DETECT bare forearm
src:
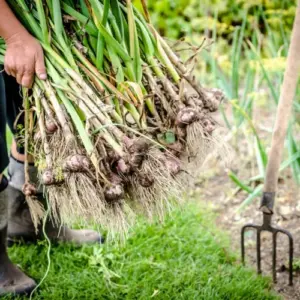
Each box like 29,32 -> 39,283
0,0 -> 28,41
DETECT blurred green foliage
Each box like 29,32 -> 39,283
138,0 -> 296,42
132,0 -> 300,203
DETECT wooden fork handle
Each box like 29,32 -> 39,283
264,0 -> 300,195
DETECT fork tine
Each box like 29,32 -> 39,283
272,231 -> 277,283
256,229 -> 261,274
241,226 -> 247,265
288,234 -> 294,286
241,225 -> 258,265
276,229 -> 294,286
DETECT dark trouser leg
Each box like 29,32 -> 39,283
2,72 -> 25,154
0,69 -> 9,175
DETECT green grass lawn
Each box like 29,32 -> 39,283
4,203 -> 279,300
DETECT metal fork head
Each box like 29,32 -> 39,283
241,213 -> 294,286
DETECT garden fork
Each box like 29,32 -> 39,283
241,0 -> 300,286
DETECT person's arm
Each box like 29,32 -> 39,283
0,0 -> 46,87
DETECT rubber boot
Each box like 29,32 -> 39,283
6,185 -> 37,245
0,179 -> 36,296
7,186 -> 104,245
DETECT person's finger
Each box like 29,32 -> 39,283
6,67 -> 16,78
35,49 -> 47,80
21,68 -> 35,88
16,68 -> 24,85
11,70 -> 16,78
4,65 -> 11,76
4,56 -> 13,77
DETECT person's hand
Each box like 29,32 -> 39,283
4,31 -> 47,88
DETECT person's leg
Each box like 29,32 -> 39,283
0,71 -> 36,296
3,74 -> 102,245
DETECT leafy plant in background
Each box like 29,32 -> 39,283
200,8 -> 300,209
143,0 -> 296,43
